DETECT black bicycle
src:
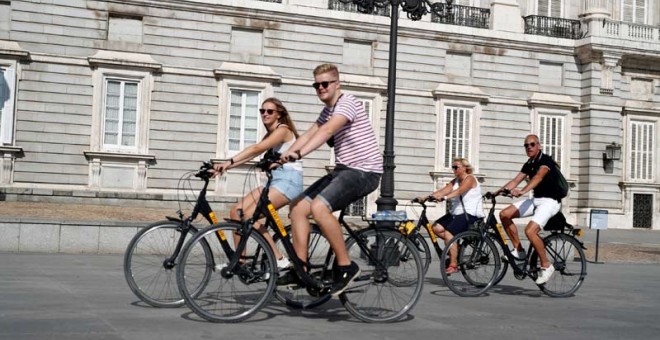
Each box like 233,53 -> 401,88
441,190 -> 587,297
175,152 -> 424,322
123,161 -> 328,309
123,162 -> 216,308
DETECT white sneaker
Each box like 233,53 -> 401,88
511,248 -> 527,260
277,257 -> 291,270
535,264 -> 555,285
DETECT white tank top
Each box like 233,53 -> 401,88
271,125 -> 302,171
448,175 -> 484,218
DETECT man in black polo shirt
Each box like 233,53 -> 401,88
496,134 -> 564,285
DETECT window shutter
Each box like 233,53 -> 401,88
635,0 -> 646,23
630,121 -> 654,181
550,0 -> 561,17
622,0 -> 634,22
539,114 -> 564,166
444,106 -> 472,168
121,82 -> 138,146
228,90 -> 260,153
538,0 -> 550,16
0,67 -> 15,144
104,80 -> 121,146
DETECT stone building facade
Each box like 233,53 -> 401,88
0,0 -> 658,229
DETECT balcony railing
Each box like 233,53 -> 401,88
602,20 -> 659,41
431,4 -> 490,29
256,0 -> 282,3
328,0 -> 390,17
523,15 -> 581,39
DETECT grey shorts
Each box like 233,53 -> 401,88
270,166 -> 303,201
303,165 -> 381,212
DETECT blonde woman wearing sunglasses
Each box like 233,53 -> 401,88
417,158 -> 484,275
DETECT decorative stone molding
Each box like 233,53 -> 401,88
527,93 -> 581,110
213,62 -> 281,83
340,73 -> 387,92
0,40 -> 31,61
433,83 -> 489,103
87,50 -> 162,71
0,146 -> 23,184
83,151 -> 156,190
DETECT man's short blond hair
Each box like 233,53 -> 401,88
313,63 -> 340,78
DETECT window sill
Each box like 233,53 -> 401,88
83,151 -> 156,165
0,146 -> 24,158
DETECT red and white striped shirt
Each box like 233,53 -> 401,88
316,94 -> 383,173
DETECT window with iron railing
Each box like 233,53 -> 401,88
328,0 -> 390,17
431,4 -> 490,29
523,15 -> 581,39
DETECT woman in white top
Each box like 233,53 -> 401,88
212,97 -> 302,269
417,158 -> 484,275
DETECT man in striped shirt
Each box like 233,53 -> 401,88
280,63 -> 383,296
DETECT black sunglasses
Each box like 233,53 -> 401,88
523,142 -> 537,148
451,165 -> 461,170
259,109 -> 279,115
312,80 -> 337,90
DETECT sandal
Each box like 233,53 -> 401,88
445,264 -> 459,275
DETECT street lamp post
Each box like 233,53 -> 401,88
339,0 -> 454,211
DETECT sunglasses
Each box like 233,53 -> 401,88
259,109 -> 279,115
451,165 -> 461,170
312,80 -> 337,90
523,142 -> 537,148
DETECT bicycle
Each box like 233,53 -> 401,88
176,151 -> 425,322
441,190 -> 587,297
123,162 -> 216,308
404,197 -> 507,281
123,161 -> 328,309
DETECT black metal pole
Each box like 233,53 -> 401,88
375,1 -> 399,211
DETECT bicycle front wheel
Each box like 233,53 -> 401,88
489,234 -> 509,287
340,229 -> 424,323
441,231 -> 500,297
123,220 -> 209,308
530,233 -> 587,297
409,232 -> 432,276
177,223 -> 277,322
273,224 -> 332,309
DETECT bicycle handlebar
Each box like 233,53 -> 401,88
255,150 -> 283,172
194,162 -> 214,180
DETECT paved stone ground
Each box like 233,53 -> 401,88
2,201 -> 659,263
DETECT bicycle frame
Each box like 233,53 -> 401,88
162,163 -> 226,269
409,199 -> 442,257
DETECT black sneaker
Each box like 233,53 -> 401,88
276,270 -> 303,287
330,261 -> 361,297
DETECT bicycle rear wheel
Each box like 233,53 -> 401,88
530,233 -> 586,297
177,222 -> 277,322
123,221 -> 210,308
340,229 -> 424,322
441,231 -> 500,297
273,224 -> 332,309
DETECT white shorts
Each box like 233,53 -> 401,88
513,197 -> 561,228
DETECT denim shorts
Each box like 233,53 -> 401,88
303,164 -> 381,212
270,165 -> 303,201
